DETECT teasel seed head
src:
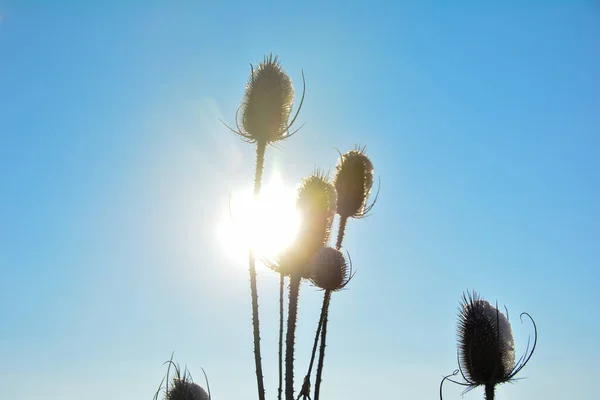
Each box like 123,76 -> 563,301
222,54 -> 306,145
154,356 -> 211,400
440,291 -> 538,399
458,291 -> 516,386
294,171 -> 337,276
263,172 -> 336,278
167,379 -> 210,400
309,247 -> 353,291
333,146 -> 377,219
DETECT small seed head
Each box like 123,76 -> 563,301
309,247 -> 350,291
292,172 -> 337,276
167,379 -> 210,400
457,291 -> 516,387
241,54 -> 295,144
333,147 -> 375,218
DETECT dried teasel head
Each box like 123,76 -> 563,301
167,380 -> 210,400
154,357 -> 211,400
309,247 -> 353,291
333,146 -> 377,219
223,54 -> 305,145
293,171 -> 337,276
440,291 -> 538,400
263,172 -> 336,278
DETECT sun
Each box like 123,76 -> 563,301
217,172 -> 300,270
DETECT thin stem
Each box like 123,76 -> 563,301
485,384 -> 495,400
314,216 -> 348,400
308,294 -> 329,376
314,291 -> 331,400
278,273 -> 285,400
335,216 -> 348,250
250,140 -> 267,400
297,290 -> 330,399
286,274 -> 302,400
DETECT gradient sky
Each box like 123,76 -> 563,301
1,2 -> 599,400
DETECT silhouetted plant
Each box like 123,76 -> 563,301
440,291 -> 538,400
153,54 -> 538,400
221,53 -> 305,400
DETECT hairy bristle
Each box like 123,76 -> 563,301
457,291 -> 515,386
333,148 -> 375,218
309,247 -> 350,291
241,53 -> 295,144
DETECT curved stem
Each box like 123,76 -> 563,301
485,384 -> 495,400
250,141 -> 267,400
285,274 -> 302,400
278,273 -> 285,400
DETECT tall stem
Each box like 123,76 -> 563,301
286,274 -> 302,400
278,273 -> 285,400
314,216 -> 348,400
484,384 -> 495,400
250,141 -> 267,400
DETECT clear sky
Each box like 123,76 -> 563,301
1,2 -> 599,400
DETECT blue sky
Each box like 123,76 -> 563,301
1,2 -> 599,399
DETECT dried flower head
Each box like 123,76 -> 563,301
167,380 -> 209,400
294,172 -> 337,274
154,357 -> 210,400
309,247 -> 353,291
333,146 -> 376,219
223,54 -> 305,145
440,291 -> 537,400
263,172 -> 336,278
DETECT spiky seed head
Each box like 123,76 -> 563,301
290,172 -> 337,277
333,147 -> 375,219
241,53 -> 295,144
309,247 -> 350,291
457,291 -> 516,387
167,379 -> 210,400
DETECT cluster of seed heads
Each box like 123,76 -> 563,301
154,54 -> 538,400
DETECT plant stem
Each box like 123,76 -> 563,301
314,216 -> 348,400
307,293 -> 329,378
313,290 -> 330,400
484,384 -> 495,400
250,141 -> 267,400
335,216 -> 347,250
285,274 -> 302,400
278,273 -> 285,400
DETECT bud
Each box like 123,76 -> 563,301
309,247 -> 351,291
241,54 -> 296,144
333,147 -> 375,219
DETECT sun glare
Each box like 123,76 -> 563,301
217,173 -> 300,270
